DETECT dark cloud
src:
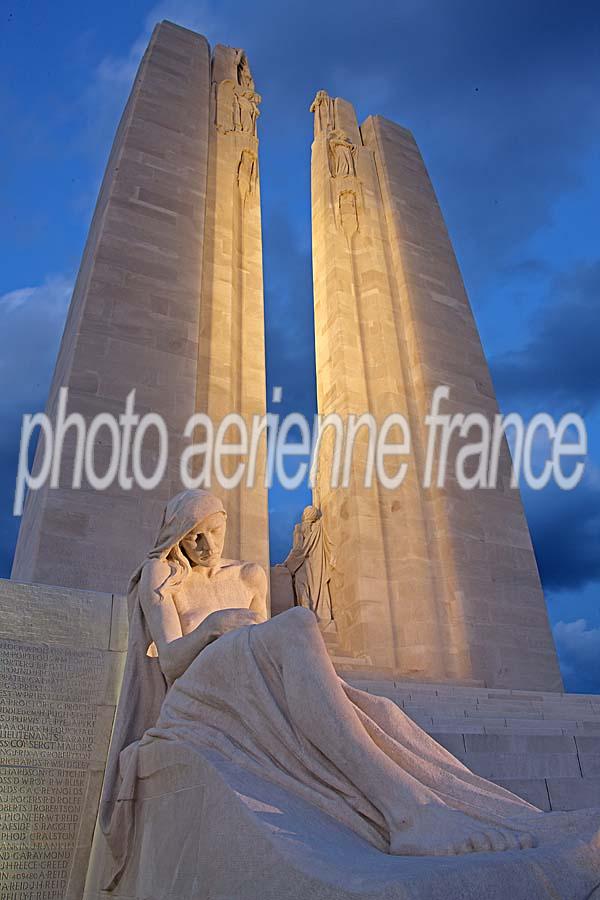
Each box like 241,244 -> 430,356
235,0 -> 600,296
524,479 -> 600,592
0,277 -> 71,578
263,210 -> 316,421
487,259 -> 600,600
262,209 -> 316,561
492,261 -> 600,414
554,619 -> 600,693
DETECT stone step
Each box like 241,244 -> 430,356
547,776 -> 600,810
349,678 -> 600,706
332,677 -> 600,814
492,775 -> 600,812
322,631 -> 340,648
418,732 -> 600,810
330,655 -> 373,668
343,681 -> 600,727
350,700 -> 600,723
493,778 -> 551,810
343,677 -> 600,735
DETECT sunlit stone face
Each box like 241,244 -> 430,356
181,512 -> 227,567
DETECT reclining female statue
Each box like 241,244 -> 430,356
100,489 -> 587,891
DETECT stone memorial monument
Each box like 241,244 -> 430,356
310,91 -> 561,691
81,489 -> 600,899
11,21 -> 269,597
2,18 -> 600,900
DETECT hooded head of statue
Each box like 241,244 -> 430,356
127,489 -> 228,615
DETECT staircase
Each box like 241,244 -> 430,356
341,675 -> 600,812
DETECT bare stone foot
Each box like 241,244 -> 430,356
390,805 -> 537,857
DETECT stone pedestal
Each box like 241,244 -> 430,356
83,741 -> 600,900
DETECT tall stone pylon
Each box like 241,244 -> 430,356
12,23 -> 269,594
197,45 -> 267,564
310,93 -> 561,690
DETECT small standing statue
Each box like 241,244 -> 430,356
235,48 -> 255,90
239,88 -> 261,135
283,505 -> 334,623
328,129 -> 357,178
310,89 -> 335,137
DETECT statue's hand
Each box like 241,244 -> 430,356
202,607 -> 264,641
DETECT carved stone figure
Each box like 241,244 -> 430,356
215,79 -> 240,133
238,148 -> 258,200
339,188 -> 360,238
235,48 -> 255,90
239,89 -> 261,135
283,505 -> 334,622
99,490 -> 600,893
310,89 -> 335,137
329,129 -> 357,178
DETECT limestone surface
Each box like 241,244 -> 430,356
310,91 -> 562,691
91,490 -> 600,896
11,22 -> 269,597
0,577 -> 126,899
282,504 -> 335,621
1,575 -> 596,900
85,741 -> 600,900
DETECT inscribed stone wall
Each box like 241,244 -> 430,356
0,579 -> 127,899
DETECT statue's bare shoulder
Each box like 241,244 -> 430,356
139,558 -> 173,601
240,561 -> 268,617
239,561 -> 266,590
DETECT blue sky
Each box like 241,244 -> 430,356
1,0 -> 599,691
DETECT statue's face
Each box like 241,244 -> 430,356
181,512 -> 226,567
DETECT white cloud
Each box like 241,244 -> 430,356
0,275 -> 73,414
0,287 -> 37,313
0,276 -> 72,316
79,0 -> 226,183
141,0 -> 223,45
90,0 -> 224,101
0,275 -> 73,569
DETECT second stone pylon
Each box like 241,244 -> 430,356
309,91 -> 562,690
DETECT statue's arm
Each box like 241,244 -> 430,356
140,561 -> 264,682
243,562 -> 269,621
283,524 -> 303,572
139,561 -> 223,682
